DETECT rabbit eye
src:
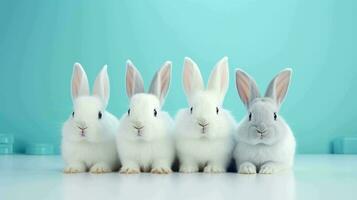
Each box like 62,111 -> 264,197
274,112 -> 277,121
72,112 -> 75,118
216,107 -> 219,114
98,111 -> 103,119
127,109 -> 130,116
190,107 -> 193,114
249,112 -> 252,121
154,109 -> 158,117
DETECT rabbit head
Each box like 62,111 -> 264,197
64,63 -> 112,143
235,68 -> 292,145
181,57 -> 231,139
120,60 -> 172,141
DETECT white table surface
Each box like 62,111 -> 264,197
0,155 -> 356,200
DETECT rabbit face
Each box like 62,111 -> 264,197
235,68 -> 292,146
67,96 -> 105,142
185,91 -> 224,139
122,94 -> 166,141
180,57 -> 230,139
119,60 -> 172,141
243,98 -> 285,145
63,63 -> 111,143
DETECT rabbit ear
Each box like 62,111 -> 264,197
93,65 -> 110,108
149,61 -> 172,106
207,57 -> 229,104
126,60 -> 144,98
71,63 -> 90,101
235,69 -> 260,108
265,68 -> 292,107
183,57 -> 204,104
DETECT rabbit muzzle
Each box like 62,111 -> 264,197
197,119 -> 209,134
251,123 -> 269,139
257,129 -> 268,139
75,121 -> 88,137
131,121 -> 144,136
134,126 -> 144,136
255,127 -> 269,139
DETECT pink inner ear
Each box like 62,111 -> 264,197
72,67 -> 86,98
236,72 -> 250,105
159,67 -> 170,99
275,73 -> 289,103
126,67 -> 135,97
183,65 -> 193,94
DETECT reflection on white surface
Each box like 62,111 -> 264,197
60,172 -> 295,200
1,155 -> 357,200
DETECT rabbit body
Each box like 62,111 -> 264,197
61,63 -> 119,173
175,57 -> 236,173
234,69 -> 296,174
234,115 -> 295,174
116,61 -> 174,174
175,108 -> 235,173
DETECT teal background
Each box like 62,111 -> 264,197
0,0 -> 356,154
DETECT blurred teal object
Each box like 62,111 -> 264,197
25,143 -> 55,155
0,144 -> 13,154
0,0 -> 357,154
0,134 -> 14,144
332,137 -> 357,154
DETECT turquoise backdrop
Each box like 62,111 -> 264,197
0,0 -> 356,154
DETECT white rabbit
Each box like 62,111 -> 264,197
174,57 -> 236,173
234,68 -> 296,174
61,63 -> 120,173
116,60 -> 174,174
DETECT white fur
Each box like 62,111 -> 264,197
175,57 -> 236,173
234,68 -> 296,174
116,61 -> 174,174
61,63 -> 119,173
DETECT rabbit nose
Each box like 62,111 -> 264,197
76,121 -> 87,129
256,123 -> 267,133
131,120 -> 143,129
198,122 -> 209,128
197,118 -> 208,126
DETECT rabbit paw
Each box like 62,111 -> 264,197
203,165 -> 225,173
179,165 -> 199,173
90,163 -> 112,174
151,167 -> 172,174
64,163 -> 86,173
120,166 -> 140,174
238,162 -> 257,174
259,163 -> 277,174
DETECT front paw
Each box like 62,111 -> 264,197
119,166 -> 140,174
238,162 -> 257,174
203,165 -> 225,173
64,164 -> 86,173
259,164 -> 277,174
90,163 -> 112,174
179,165 -> 199,173
151,167 -> 172,174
